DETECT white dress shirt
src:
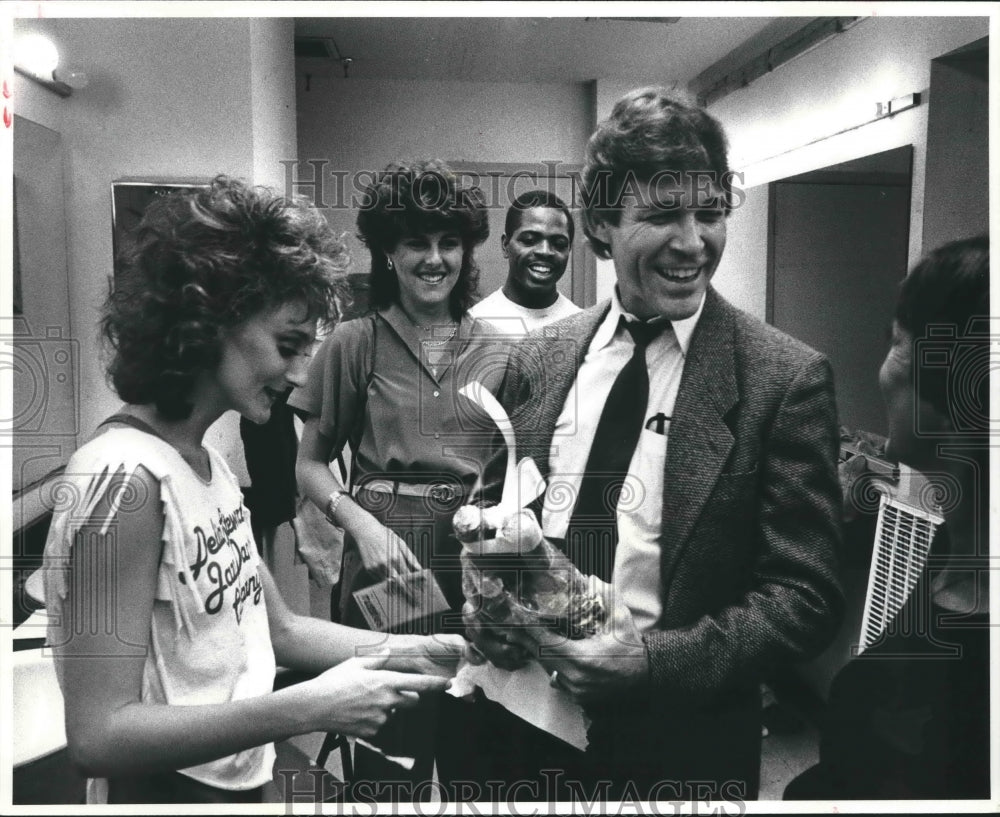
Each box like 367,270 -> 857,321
542,289 -> 704,631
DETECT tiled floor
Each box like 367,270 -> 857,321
759,677 -> 829,800
759,708 -> 821,800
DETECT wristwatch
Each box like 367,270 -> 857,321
325,490 -> 348,525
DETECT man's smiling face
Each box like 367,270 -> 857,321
592,174 -> 727,321
502,207 -> 572,303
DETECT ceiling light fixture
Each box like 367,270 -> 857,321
13,32 -> 88,97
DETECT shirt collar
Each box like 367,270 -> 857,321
379,302 -> 409,337
593,288 -> 706,355
379,302 -> 473,345
377,301 -> 475,337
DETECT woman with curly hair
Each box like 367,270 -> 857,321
42,176 -> 465,805
292,159 -> 493,799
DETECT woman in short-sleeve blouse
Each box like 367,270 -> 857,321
293,160 -> 500,801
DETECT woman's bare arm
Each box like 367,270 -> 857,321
54,466 -> 450,778
295,417 -> 421,580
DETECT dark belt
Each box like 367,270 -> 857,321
354,479 -> 460,504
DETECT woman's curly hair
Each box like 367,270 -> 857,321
102,175 -> 349,420
355,159 -> 489,318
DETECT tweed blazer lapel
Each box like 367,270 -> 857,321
660,288 -> 739,579
510,303 -> 609,480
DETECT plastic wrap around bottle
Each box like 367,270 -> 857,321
454,505 -> 605,639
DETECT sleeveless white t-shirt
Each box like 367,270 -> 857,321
43,426 -> 277,796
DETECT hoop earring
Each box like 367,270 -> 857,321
386,258 -> 394,271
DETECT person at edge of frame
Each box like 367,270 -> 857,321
784,235 -> 990,801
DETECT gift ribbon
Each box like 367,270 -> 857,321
455,382 -> 588,749
459,381 -> 545,514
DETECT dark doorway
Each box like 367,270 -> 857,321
767,145 -> 913,437
922,37 -> 988,253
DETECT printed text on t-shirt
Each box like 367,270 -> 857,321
186,504 -> 263,623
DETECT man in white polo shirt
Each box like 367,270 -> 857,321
469,190 -> 580,336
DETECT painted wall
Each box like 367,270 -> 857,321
294,72 -> 593,292
712,184 -> 768,320
706,15 -> 990,320
922,42 -> 989,251
11,17 -> 297,484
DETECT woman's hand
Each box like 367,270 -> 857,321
296,420 -> 420,582
381,632 -> 468,678
296,654 -> 449,739
347,507 -> 423,582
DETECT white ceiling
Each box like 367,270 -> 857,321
293,16 -> 785,85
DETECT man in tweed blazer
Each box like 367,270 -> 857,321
470,88 -> 843,801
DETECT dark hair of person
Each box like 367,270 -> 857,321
894,234 -> 990,424
504,189 -> 575,244
581,86 -> 732,258
102,175 -> 349,421
355,159 -> 489,318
